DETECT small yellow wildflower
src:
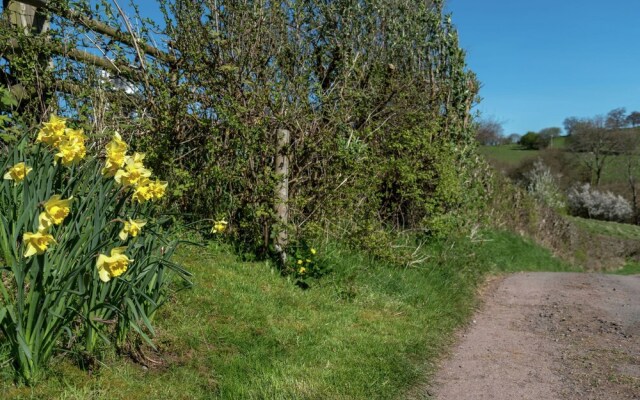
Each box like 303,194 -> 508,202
298,267 -> 307,274
297,259 -> 303,265
306,259 -> 311,263
96,247 -> 132,282
211,220 -> 228,234
3,162 -> 32,183
23,230 -> 56,257
119,218 -> 146,241
310,248 -> 317,255
37,115 -> 67,147
38,195 -> 73,229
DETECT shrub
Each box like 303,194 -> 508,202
0,116 -> 191,383
523,159 -> 565,210
567,183 -> 632,222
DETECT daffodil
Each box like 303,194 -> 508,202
132,181 -> 154,203
54,136 -> 86,166
3,162 -> 32,183
23,230 -> 56,257
37,115 -> 67,147
114,153 -> 151,187
119,218 -> 146,241
96,247 -> 132,282
64,128 -> 86,142
102,132 -> 128,177
148,179 -> 168,200
38,195 -> 73,229
211,220 -> 228,234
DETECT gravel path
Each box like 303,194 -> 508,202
429,272 -> 640,399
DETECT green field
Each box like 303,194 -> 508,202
0,230 -> 571,399
567,216 -> 640,240
481,136 -> 640,187
479,144 -> 540,167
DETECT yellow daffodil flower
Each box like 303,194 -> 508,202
102,132 -> 128,177
114,153 -> 151,187
148,179 -> 168,200
23,230 -> 56,257
132,181 -> 154,203
211,220 -> 228,234
38,195 -> 73,229
64,128 -> 86,142
37,115 -> 67,147
3,162 -> 32,183
119,218 -> 146,241
55,137 -> 86,166
96,247 -> 132,282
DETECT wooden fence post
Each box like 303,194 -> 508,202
274,128 -> 290,265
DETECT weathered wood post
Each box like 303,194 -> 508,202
2,0 -> 50,106
274,128 -> 290,265
3,0 -> 48,34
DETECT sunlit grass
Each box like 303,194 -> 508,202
1,230 -> 574,399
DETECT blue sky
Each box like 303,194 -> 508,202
445,0 -> 640,135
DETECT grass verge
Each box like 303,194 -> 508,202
1,229 -> 572,399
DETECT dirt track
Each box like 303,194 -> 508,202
430,272 -> 640,399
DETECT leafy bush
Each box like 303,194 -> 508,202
0,0 -> 482,254
0,116 -> 191,383
567,183 -> 632,222
523,159 -> 565,210
519,131 -> 550,150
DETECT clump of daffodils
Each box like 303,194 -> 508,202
20,115 -> 169,282
102,133 -> 167,203
37,115 -> 87,167
1,114 -> 184,382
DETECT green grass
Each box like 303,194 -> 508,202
479,144 -> 540,167
610,261 -> 640,275
567,216 -> 640,240
479,137 -> 567,167
0,230 -> 573,399
481,138 -> 640,187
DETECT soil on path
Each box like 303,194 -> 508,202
429,272 -> 640,400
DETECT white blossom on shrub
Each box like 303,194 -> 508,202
523,159 -> 565,210
567,183 -> 632,222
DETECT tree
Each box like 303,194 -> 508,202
566,116 -> 622,185
519,131 -> 541,150
563,117 -> 583,136
538,127 -> 561,147
507,133 -> 521,144
617,130 -> 640,222
626,111 -> 640,127
475,118 -> 504,146
605,107 -> 628,129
